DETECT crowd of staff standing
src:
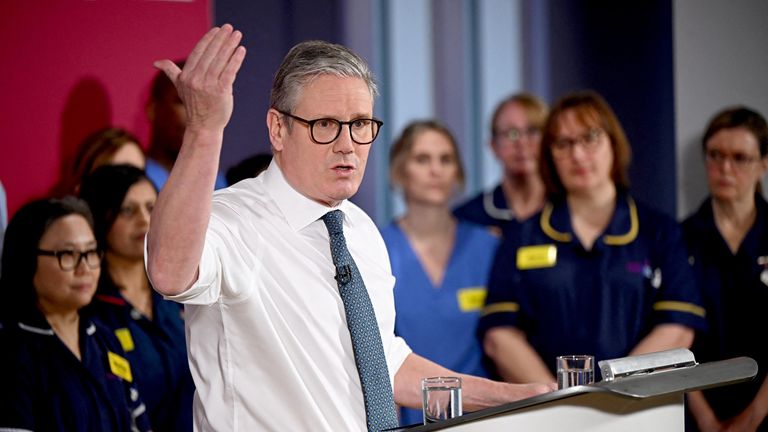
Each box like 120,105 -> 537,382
0,31 -> 766,430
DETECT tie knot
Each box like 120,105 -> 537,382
322,210 -> 344,235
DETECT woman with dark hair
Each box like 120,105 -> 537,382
79,164 -> 193,432
683,107 -> 768,431
0,196 -> 151,431
382,120 -> 499,425
479,90 -> 706,383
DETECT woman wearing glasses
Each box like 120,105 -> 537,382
479,91 -> 706,383
683,107 -> 768,431
454,93 -> 548,234
0,197 -> 151,431
381,120 -> 499,425
79,165 -> 194,432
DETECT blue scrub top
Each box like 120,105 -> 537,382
0,309 -> 152,432
382,221 -> 498,426
479,193 -> 707,375
89,287 -> 194,432
454,184 -> 516,232
683,194 -> 768,425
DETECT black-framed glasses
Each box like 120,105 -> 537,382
705,149 -> 762,169
551,128 -> 604,158
37,248 -> 102,271
494,126 -> 541,143
277,110 -> 383,145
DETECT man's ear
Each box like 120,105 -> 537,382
267,109 -> 285,151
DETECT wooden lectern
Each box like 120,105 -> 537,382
393,351 -> 757,432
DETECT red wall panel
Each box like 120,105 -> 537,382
0,0 -> 210,217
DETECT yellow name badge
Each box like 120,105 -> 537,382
457,287 -> 487,312
516,244 -> 557,270
114,328 -> 135,352
107,351 -> 133,383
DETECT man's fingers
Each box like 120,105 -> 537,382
209,29 -> 244,79
153,59 -> 182,85
194,24 -> 235,77
221,46 -> 247,88
185,26 -> 222,72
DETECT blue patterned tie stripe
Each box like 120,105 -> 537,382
322,210 -> 399,432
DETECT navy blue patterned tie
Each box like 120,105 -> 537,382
322,210 -> 398,432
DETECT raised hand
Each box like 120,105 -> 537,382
147,25 -> 246,297
153,24 -> 246,135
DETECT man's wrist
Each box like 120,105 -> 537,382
185,126 -> 224,141
182,127 -> 225,153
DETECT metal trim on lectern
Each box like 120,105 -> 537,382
392,355 -> 757,431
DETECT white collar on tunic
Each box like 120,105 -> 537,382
263,159 -> 354,232
17,320 -> 96,336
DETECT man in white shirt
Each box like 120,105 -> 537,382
146,24 -> 553,431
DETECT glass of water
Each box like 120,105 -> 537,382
556,355 -> 595,389
422,376 -> 462,423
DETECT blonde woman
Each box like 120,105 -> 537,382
382,120 -> 499,425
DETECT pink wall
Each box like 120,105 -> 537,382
0,0 -> 210,217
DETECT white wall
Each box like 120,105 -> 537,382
477,0 -> 524,191
674,0 -> 768,218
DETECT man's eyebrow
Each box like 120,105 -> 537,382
312,113 -> 374,120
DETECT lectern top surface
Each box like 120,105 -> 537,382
394,356 -> 757,432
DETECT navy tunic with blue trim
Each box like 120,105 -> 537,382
479,193 -> 707,375
88,286 -> 194,432
0,309 -> 151,432
683,195 -> 768,428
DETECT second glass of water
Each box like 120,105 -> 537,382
556,355 -> 595,389
422,376 -> 462,424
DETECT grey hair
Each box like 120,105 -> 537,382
269,40 -> 378,113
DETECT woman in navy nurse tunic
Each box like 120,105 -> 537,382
0,197 -> 151,432
479,90 -> 707,383
80,164 -> 194,432
683,107 -> 768,431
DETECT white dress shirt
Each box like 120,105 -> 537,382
162,161 -> 411,431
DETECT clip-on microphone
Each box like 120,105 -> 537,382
335,264 -> 352,285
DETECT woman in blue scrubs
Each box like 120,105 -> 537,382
0,197 -> 151,431
381,120 -> 499,425
79,164 -> 194,431
479,91 -> 706,383
683,107 -> 768,431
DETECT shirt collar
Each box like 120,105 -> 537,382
263,159 -> 355,232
